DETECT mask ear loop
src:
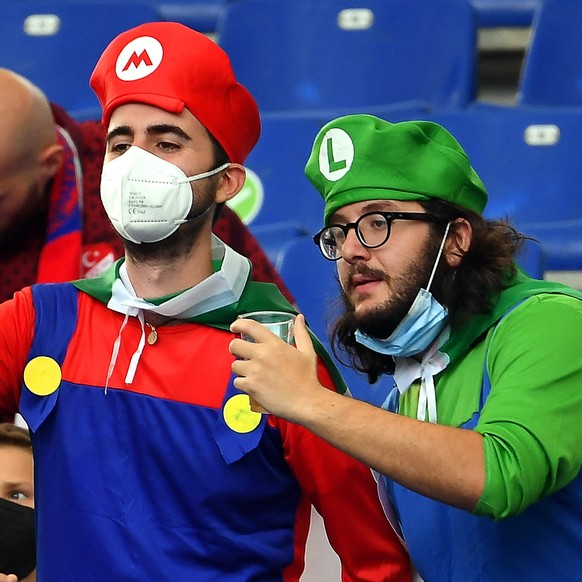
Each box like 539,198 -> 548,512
181,162 -> 231,184
426,221 -> 452,293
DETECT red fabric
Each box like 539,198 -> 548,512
0,105 -> 294,304
89,22 -> 259,164
36,127 -> 83,283
278,361 -> 413,582
0,287 -> 34,417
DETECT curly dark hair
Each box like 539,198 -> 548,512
330,199 -> 531,383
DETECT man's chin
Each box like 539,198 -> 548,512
349,283 -> 387,314
351,297 -> 376,318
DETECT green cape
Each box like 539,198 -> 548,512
442,267 -> 582,366
73,260 -> 348,394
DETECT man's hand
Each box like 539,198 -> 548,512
229,314 -> 328,422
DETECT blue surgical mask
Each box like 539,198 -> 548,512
355,222 -> 451,358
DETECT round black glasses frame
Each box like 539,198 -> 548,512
312,211 -> 440,260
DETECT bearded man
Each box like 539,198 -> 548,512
231,114 -> 582,581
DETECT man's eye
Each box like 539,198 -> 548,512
370,218 -> 387,229
111,142 -> 131,154
158,141 -> 180,151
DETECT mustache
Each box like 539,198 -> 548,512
346,264 -> 389,288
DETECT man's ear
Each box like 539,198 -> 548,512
445,218 -> 472,268
214,163 -> 247,204
38,143 -> 64,181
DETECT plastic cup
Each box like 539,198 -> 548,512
237,311 -> 296,412
237,311 -> 296,344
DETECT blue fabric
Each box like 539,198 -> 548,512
214,376 -> 267,464
20,284 -> 78,431
22,284 -> 302,581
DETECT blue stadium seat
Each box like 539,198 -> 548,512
241,112 -> 329,237
238,104 -> 570,273
156,0 -> 226,33
233,105 -> 426,266
217,0 -> 478,114
411,104 -> 582,273
0,0 -> 161,120
471,0 -> 539,26
517,0 -> 582,107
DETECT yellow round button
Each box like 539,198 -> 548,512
223,394 -> 262,433
23,356 -> 62,396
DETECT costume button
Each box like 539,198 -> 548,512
23,356 -> 62,396
223,394 -> 262,433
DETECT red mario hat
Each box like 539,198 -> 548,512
90,22 -> 260,164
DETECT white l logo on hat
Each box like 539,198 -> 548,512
318,128 -> 354,181
115,36 -> 164,81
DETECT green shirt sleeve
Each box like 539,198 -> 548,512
473,294 -> 582,519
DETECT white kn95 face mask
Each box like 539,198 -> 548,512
100,146 -> 229,244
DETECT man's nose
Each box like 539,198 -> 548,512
340,227 -> 371,263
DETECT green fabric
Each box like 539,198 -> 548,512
440,266 -> 582,366
475,293 -> 582,519
398,271 -> 582,519
72,259 -> 348,394
304,114 -> 488,224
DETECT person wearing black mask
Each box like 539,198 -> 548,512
0,423 -> 36,582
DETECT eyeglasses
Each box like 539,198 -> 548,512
313,211 -> 439,261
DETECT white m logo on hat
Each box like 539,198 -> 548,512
115,36 -> 164,81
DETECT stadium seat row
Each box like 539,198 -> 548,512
238,103 -> 582,273
0,0 -> 579,119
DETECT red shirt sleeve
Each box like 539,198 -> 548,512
0,288 -> 35,419
274,358 -> 413,581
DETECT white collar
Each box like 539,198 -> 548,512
393,327 -> 450,424
108,235 -> 250,319
104,236 -> 251,390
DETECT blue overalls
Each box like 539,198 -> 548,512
20,283 -> 301,581
382,353 -> 582,581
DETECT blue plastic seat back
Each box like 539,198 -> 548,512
155,0 -> 226,33
231,104 -> 432,268
415,104 -> 582,272
217,0 -> 478,113
239,113 -> 329,236
517,0 -> 582,107
0,0 -> 161,120
471,0 -> 540,26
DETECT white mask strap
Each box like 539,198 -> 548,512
426,221 -> 452,293
182,163 -> 231,184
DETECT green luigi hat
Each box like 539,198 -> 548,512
305,114 -> 488,224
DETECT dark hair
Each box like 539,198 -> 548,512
419,198 -> 529,326
0,423 -> 32,450
331,199 -> 531,382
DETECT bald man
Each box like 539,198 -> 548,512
0,69 -> 293,304
0,72 -> 62,244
